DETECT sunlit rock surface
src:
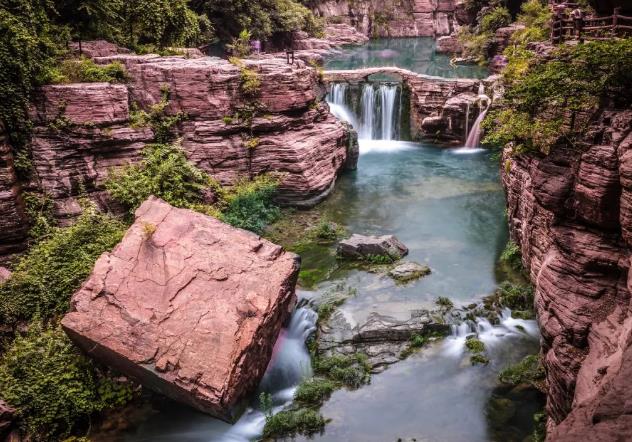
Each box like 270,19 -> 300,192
62,197 -> 299,421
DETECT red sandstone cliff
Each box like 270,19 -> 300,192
0,50 -> 357,260
502,109 -> 632,440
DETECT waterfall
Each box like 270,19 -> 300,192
464,105 -> 488,148
328,83 -> 357,127
360,84 -> 376,139
379,84 -> 398,141
220,307 -> 318,441
327,82 -> 400,141
463,83 -> 490,149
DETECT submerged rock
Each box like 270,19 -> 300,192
337,234 -> 408,261
319,310 -> 449,371
388,262 -> 431,282
62,197 -> 299,421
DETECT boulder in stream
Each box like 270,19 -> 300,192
389,262 -> 431,282
62,197 -> 299,421
337,234 -> 408,261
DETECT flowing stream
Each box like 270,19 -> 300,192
112,38 -> 541,442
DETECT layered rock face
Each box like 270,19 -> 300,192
313,0 -> 471,38
325,67 -> 485,144
62,197 -> 300,421
502,109 -> 632,438
0,127 -> 28,262
10,52 -> 356,239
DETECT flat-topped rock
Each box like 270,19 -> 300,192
337,234 -> 408,260
61,197 -> 300,421
389,262 -> 431,282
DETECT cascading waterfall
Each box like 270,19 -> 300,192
379,84 -> 398,141
464,83 -> 491,149
327,82 -> 401,141
442,308 -> 539,358
220,307 -> 318,442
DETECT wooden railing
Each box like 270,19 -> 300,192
551,7 -> 632,43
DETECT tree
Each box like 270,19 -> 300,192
55,0 -> 122,52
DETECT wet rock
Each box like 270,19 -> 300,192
389,262 -> 431,282
0,266 -> 11,284
337,234 -> 408,260
436,35 -> 463,54
319,310 -> 450,371
61,197 -> 299,421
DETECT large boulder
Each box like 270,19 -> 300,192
61,197 -> 299,421
337,234 -> 408,260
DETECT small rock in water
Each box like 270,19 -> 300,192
337,234 -> 408,260
388,262 -> 431,282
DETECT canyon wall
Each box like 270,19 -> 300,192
0,51 -> 357,260
502,109 -> 632,439
313,0 -> 472,38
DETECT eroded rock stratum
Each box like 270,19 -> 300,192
62,197 -> 300,421
503,109 -> 632,439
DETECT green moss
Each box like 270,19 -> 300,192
220,175 -> 281,234
498,354 -> 544,388
471,354 -> 490,365
52,58 -> 127,84
0,322 -> 133,439
309,220 -> 345,242
364,254 -> 396,265
314,354 -> 370,389
0,203 -> 126,324
294,378 -> 336,406
262,408 -> 326,438
480,7 -> 511,33
495,282 -> 534,312
500,240 -> 523,271
532,411 -> 547,442
465,338 -> 485,354
435,296 -> 454,310
105,143 -> 218,216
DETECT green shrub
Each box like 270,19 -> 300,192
105,143 -> 218,215
227,29 -> 252,57
128,86 -> 187,143
480,7 -> 511,33
262,408 -> 326,438
499,354 -> 544,387
435,296 -> 454,310
484,39 -> 632,154
0,204 -> 126,324
500,240 -> 523,271
294,378 -> 336,406
509,0 -> 551,46
52,58 -> 127,84
458,27 -> 494,63
22,192 -> 56,240
465,337 -> 486,354
495,282 -> 534,311
220,175 -> 281,234
309,220 -> 344,242
471,354 -> 490,365
364,254 -> 395,265
0,322 -> 132,440
314,354 -> 370,388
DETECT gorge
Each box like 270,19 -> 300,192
1,1 -> 631,441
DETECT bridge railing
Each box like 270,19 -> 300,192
551,7 -> 632,43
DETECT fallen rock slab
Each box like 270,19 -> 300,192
62,197 -> 299,421
337,234 -> 408,260
389,262 -> 431,282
